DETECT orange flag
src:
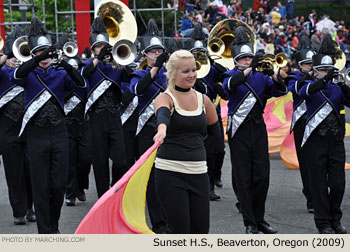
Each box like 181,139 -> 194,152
75,142 -> 160,234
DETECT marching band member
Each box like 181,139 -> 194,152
129,19 -> 169,233
81,17 -> 128,198
222,26 -> 288,234
286,31 -> 315,214
153,49 -> 219,233
189,26 -> 228,201
298,34 -> 348,234
12,16 -> 85,234
0,25 -> 36,225
63,54 -> 92,206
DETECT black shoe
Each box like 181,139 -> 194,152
210,191 -> 221,201
245,225 -> 259,234
26,209 -> 36,222
51,230 -> 61,234
333,225 -> 347,234
65,198 -> 76,206
307,202 -> 314,213
235,202 -> 241,213
257,222 -> 278,234
77,193 -> 86,202
14,217 -> 26,225
319,227 -> 335,234
215,179 -> 223,188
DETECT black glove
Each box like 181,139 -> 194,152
263,69 -> 275,76
97,44 -> 112,62
322,69 -> 336,83
194,79 -> 207,94
34,46 -> 56,64
208,55 -> 215,66
250,54 -> 263,72
4,49 -> 14,59
214,82 -> 228,100
121,88 -> 135,106
154,53 -> 169,68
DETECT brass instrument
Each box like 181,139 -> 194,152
333,68 -> 350,86
95,0 -> 138,67
256,53 -> 288,72
95,0 -> 137,46
192,51 -> 210,79
334,41 -> 346,71
137,59 -> 148,70
207,19 -> 256,70
111,39 -> 137,66
12,36 -> 31,64
63,41 -> 78,58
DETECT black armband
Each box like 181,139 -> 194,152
82,62 -> 96,80
207,120 -> 220,137
60,60 -> 85,87
156,106 -> 171,128
15,58 -> 38,78
228,72 -> 245,89
195,79 -> 207,94
308,79 -> 327,94
136,72 -> 153,95
121,88 -> 135,106
122,65 -> 134,81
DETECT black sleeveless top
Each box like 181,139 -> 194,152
156,90 -> 208,162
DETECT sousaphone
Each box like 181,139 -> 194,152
207,19 -> 256,70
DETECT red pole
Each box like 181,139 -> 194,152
0,0 -> 5,42
120,0 -> 129,7
75,0 -> 91,54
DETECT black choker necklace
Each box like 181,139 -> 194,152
174,85 -> 191,92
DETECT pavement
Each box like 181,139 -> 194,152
0,140 -> 350,234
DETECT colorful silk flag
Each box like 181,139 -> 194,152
75,142 -> 160,234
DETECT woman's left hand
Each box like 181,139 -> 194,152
153,124 -> 167,144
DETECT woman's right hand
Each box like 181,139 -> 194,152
153,124 -> 167,144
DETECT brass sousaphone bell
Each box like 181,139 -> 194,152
95,0 -> 137,66
207,19 -> 257,70
193,50 -> 211,79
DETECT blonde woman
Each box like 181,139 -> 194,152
153,50 -> 219,233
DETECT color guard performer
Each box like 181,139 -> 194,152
222,26 -> 287,234
12,16 -> 85,233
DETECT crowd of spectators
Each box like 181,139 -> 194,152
174,0 -> 350,61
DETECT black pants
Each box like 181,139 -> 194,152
205,113 -> 225,191
303,130 -> 345,230
293,117 -> 312,206
136,116 -> 168,233
26,121 -> 68,234
89,110 -> 126,198
66,121 -> 91,200
228,119 -> 270,227
155,169 -> 210,234
0,115 -> 33,218
122,109 -> 139,171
